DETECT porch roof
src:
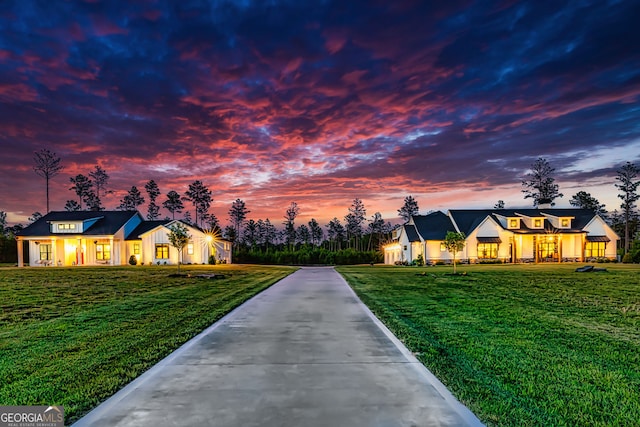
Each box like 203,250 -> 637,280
477,236 -> 502,243
586,235 -> 610,242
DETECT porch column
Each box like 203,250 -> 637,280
558,237 -> 562,263
51,238 -> 58,266
17,238 -> 23,267
109,238 -> 114,265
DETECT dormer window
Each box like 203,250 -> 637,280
508,218 -> 520,229
560,218 -> 570,228
533,219 -> 543,228
54,223 -> 79,233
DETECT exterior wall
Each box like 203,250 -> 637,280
411,242 -> 423,263
424,241 -> 449,262
139,224 -> 232,265
142,228 -> 176,265
384,244 -> 402,264
17,215 -> 234,267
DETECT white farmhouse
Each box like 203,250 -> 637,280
16,211 -> 232,267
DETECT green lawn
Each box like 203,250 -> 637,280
0,264 -> 295,424
337,263 -> 640,427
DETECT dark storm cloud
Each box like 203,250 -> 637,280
0,0 -> 638,223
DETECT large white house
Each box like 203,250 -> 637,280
384,208 -> 619,265
16,211 -> 232,267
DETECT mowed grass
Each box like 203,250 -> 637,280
0,264 -> 295,423
337,263 -> 640,426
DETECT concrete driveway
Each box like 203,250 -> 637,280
73,267 -> 483,427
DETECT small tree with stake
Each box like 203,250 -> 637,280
444,231 -> 466,274
167,222 -> 191,274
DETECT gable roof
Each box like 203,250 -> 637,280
449,208 -> 598,235
17,211 -> 140,237
448,210 -> 494,236
403,224 -> 421,242
126,220 -> 172,240
412,211 -> 456,240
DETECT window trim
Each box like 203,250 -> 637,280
155,243 -> 170,259
585,241 -> 606,258
39,244 -> 52,261
96,243 -> 111,261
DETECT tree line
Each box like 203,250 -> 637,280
2,150 -> 638,264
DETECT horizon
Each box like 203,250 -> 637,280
1,1 -> 639,226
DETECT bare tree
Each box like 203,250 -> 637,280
33,149 -> 64,212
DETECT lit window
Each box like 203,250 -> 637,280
440,243 -> 447,252
561,219 -> 569,227
187,243 -> 194,255
96,244 -> 111,260
133,243 -> 140,255
509,219 -> 518,228
534,219 -> 542,228
39,244 -> 52,260
155,244 -> 169,259
585,242 -> 605,258
477,243 -> 498,259
57,223 -> 76,231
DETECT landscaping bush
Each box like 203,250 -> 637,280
128,255 -> 137,266
622,253 -> 634,263
208,255 -> 216,265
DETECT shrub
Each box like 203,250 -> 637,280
128,255 -> 137,266
208,255 -> 216,265
621,253 -> 634,264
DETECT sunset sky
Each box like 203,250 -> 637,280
1,0 -> 639,226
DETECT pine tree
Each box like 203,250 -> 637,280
184,180 -> 212,227
308,218 -> 323,246
229,199 -> 250,243
283,202 -> 300,249
569,191 -> 607,217
615,162 -> 640,253
521,158 -> 563,206
163,191 -> 184,219
69,174 -> 95,210
145,180 -> 161,220
89,165 -> 110,210
398,196 -> 419,222
118,186 -> 145,211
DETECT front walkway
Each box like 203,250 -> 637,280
73,267 -> 483,427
